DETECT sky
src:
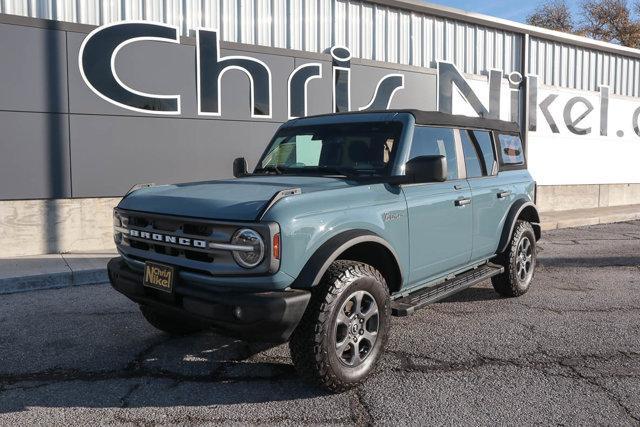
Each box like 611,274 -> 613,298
426,0 -> 582,24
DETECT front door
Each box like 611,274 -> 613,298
402,126 -> 473,287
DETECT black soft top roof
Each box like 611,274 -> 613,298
296,109 -> 521,134
402,110 -> 520,133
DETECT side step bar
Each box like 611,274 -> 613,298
391,263 -> 504,316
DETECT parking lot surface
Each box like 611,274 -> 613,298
1,221 -> 639,425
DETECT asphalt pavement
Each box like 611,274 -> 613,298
1,221 -> 639,425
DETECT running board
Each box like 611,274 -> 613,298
391,263 -> 504,316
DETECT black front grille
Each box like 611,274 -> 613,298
121,213 -> 221,264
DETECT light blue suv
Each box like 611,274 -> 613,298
108,110 -> 541,391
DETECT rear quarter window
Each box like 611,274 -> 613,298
497,133 -> 525,169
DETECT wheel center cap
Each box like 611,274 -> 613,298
350,321 -> 359,335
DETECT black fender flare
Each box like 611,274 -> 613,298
290,229 -> 403,289
497,200 -> 541,254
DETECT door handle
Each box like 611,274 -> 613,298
497,191 -> 511,199
454,198 -> 471,207
453,184 -> 464,190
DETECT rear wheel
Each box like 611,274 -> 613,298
289,260 -> 391,392
492,220 -> 537,297
139,305 -> 205,336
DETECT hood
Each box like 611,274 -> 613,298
117,176 -> 353,221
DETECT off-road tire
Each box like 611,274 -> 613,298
492,220 -> 537,297
139,305 -> 205,336
289,260 -> 391,392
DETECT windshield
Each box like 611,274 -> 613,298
256,122 -> 403,177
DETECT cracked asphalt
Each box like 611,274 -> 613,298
1,221 -> 639,426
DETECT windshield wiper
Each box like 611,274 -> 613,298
255,165 -> 282,175
315,166 -> 356,178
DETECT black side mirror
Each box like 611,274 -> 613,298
404,155 -> 447,183
233,157 -> 248,178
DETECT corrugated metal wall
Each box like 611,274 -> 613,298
529,37 -> 640,97
4,0 -> 640,95
0,0 -> 522,75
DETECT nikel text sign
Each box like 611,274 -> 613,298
79,21 -> 640,138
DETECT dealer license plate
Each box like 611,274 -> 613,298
143,261 -> 175,293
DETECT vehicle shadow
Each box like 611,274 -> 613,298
0,329 -> 331,413
437,283 -> 502,303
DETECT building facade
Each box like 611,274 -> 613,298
1,0 -> 639,256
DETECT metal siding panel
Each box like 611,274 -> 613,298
567,45 -> 575,88
589,51 -> 596,91
545,41 -> 553,86
575,48 -> 583,90
221,0 -> 237,41
476,26 -> 485,74
386,9 -> 398,63
635,60 -> 640,96
360,3 -> 373,59
238,0 -> 255,44
410,12 -> 421,66
622,57 -> 628,95
289,0 -> 303,50
374,5 -> 386,62
398,11 -> 410,64
272,0 -> 286,48
318,0 -> 332,52
334,0 -> 347,47
348,1 -> 360,57
454,21 -> 464,71
305,0 -> 318,52
464,24 -> 473,73
511,33 -> 521,73
423,16 -> 433,68
255,0 -> 271,46
485,28 -> 494,70
503,32 -> 512,73
444,20 -> 454,62
528,38 -> 537,76
494,31 -> 503,71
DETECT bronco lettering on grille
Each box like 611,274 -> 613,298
129,229 -> 207,248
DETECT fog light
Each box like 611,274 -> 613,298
113,232 -> 122,245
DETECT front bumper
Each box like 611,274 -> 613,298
107,257 -> 310,343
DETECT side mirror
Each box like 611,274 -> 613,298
404,155 -> 447,183
233,157 -> 248,178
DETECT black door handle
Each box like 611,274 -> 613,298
453,184 -> 464,190
455,198 -> 471,206
497,191 -> 511,199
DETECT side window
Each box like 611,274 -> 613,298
472,130 -> 496,175
459,130 -> 484,178
497,133 -> 525,167
409,126 -> 458,180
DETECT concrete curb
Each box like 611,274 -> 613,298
540,204 -> 640,231
0,253 -> 114,295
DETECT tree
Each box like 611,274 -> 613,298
527,0 -> 575,33
581,0 -> 640,47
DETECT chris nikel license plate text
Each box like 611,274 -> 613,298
143,262 -> 175,293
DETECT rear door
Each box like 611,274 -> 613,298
402,126 -> 473,286
459,129 -> 512,261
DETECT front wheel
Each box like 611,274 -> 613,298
289,260 -> 391,392
492,220 -> 537,297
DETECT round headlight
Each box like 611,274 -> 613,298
231,228 -> 265,268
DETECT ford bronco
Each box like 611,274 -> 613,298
108,110 -> 540,391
